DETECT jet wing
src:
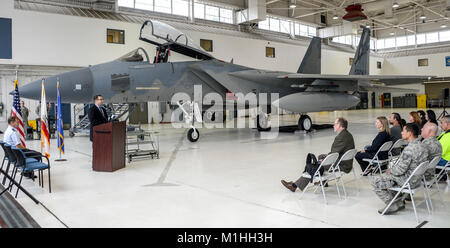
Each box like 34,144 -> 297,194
360,85 -> 419,93
278,74 -> 434,84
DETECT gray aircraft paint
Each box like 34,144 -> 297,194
18,21 -> 432,115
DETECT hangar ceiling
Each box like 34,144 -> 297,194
18,0 -> 450,37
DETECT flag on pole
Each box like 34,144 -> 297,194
40,79 -> 50,158
11,77 -> 26,147
56,78 -> 64,154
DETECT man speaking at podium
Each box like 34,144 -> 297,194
88,95 -> 109,142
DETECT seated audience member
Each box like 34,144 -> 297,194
355,116 -> 391,175
3,116 -> 42,178
409,111 -> 423,129
437,115 -> 450,168
425,110 -> 438,125
418,110 -> 427,126
281,118 -> 355,192
389,113 -> 403,142
421,122 -> 442,181
370,123 -> 428,214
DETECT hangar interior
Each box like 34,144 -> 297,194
0,0 -> 450,227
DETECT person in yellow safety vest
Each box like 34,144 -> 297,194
437,115 -> 450,168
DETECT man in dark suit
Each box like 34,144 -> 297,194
281,117 -> 355,192
88,95 -> 108,142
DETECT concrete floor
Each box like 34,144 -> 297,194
6,108 -> 450,228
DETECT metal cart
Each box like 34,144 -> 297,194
126,128 -> 160,163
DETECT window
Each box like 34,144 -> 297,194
406,35 -> 415,46
118,0 -> 134,8
280,20 -> 290,34
220,8 -> 233,24
384,37 -> 395,48
396,36 -> 407,47
200,39 -> 213,52
107,29 -> 124,44
172,0 -> 189,16
308,26 -> 316,37
426,32 -> 439,43
194,2 -> 205,19
416,33 -> 426,44
299,24 -> 308,36
205,5 -> 219,22
135,0 -> 152,10
376,39 -> 385,49
345,35 -> 352,45
259,19 -> 269,30
270,18 -> 280,32
440,30 -> 450,41
266,47 -> 275,58
154,0 -> 171,14
377,61 -> 382,69
370,39 -> 375,50
418,58 -> 428,67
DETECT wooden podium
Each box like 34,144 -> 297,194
92,121 -> 126,172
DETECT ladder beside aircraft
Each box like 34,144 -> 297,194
69,103 -> 136,137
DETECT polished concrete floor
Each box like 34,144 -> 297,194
5,108 -> 450,228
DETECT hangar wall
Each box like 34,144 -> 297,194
0,0 -> 444,127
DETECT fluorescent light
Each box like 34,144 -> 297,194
333,15 -> 338,20
289,4 -> 296,8
390,32 -> 395,35
441,24 -> 447,28
420,14 -> 427,19
392,2 -> 399,8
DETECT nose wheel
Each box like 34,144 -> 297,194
298,115 -> 312,132
187,128 -> 200,142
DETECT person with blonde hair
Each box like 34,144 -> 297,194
409,111 -> 422,127
355,116 -> 392,175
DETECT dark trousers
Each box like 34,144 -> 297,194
355,152 -> 376,172
294,163 -> 330,191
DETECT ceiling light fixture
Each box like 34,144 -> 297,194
392,2 -> 399,8
333,15 -> 339,20
441,24 -> 447,28
289,4 -> 296,8
390,32 -> 395,35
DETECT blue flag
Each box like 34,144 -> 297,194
57,79 -> 64,154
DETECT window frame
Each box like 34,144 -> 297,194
106,28 -> 125,44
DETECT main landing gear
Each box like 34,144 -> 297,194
298,114 -> 312,132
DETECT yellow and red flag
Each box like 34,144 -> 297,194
40,79 -> 50,158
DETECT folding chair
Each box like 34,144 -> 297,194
299,153 -> 339,204
1,144 -> 17,186
362,141 -> 393,176
436,161 -> 450,183
330,149 -> 358,197
11,148 -> 51,198
381,161 -> 430,223
422,156 -> 444,211
388,139 -> 407,166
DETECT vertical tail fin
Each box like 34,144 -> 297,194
297,37 -> 321,74
349,27 -> 370,75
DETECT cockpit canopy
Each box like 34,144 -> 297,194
118,47 -> 150,62
139,20 -> 214,60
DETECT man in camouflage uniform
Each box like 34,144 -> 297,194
421,122 -> 442,181
370,123 -> 428,214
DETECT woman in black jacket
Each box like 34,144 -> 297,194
355,116 -> 392,175
425,110 -> 438,125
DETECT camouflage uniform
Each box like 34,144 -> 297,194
370,138 -> 429,203
422,137 -> 442,181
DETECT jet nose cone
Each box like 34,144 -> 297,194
18,79 -> 44,101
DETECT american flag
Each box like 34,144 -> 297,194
12,79 -> 26,147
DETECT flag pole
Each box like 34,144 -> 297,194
55,77 -> 67,162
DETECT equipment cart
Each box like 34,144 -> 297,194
126,128 -> 160,163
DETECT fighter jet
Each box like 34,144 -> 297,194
18,20 -> 432,142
